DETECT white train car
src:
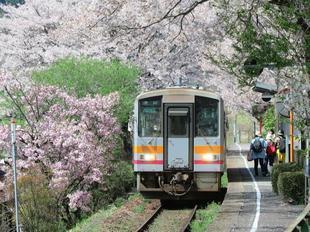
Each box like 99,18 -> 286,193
132,87 -> 226,199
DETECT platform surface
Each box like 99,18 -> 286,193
208,144 -> 304,232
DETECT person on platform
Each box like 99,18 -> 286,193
275,130 -> 286,163
250,131 -> 268,176
265,132 -> 277,171
266,129 -> 275,141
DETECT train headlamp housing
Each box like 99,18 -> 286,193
202,154 -> 217,161
140,154 -> 156,161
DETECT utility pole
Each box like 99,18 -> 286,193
233,113 -> 237,143
290,111 -> 294,162
11,116 -> 20,232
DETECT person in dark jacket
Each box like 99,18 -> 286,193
250,131 -> 268,176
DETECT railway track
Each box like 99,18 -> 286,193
136,203 -> 198,232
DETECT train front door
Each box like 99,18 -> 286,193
164,104 -> 193,170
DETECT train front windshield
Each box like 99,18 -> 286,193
195,96 -> 219,137
138,97 -> 161,137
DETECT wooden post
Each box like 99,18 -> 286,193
290,111 -> 294,162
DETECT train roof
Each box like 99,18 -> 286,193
136,87 -> 221,100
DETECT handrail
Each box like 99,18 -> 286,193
285,203 -> 310,232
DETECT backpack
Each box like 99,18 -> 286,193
252,138 -> 263,153
266,142 -> 276,155
278,138 -> 286,153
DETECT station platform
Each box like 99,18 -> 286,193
208,144 -> 305,232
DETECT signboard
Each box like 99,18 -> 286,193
252,103 -> 270,119
275,101 -> 289,118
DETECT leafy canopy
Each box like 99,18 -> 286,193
214,0 -> 308,85
32,57 -> 140,124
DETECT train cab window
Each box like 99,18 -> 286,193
138,97 -> 161,137
168,108 -> 189,137
195,96 -> 219,137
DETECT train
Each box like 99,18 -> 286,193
132,87 -> 226,199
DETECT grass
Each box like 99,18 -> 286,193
133,204 -> 145,214
69,193 -> 141,232
68,204 -> 118,232
190,202 -> 220,232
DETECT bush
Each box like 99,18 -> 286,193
277,171 -> 305,204
106,161 -> 135,198
91,161 -> 135,211
18,172 -> 66,232
271,162 -> 302,194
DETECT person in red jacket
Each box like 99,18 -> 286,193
265,130 -> 276,171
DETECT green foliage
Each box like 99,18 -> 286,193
0,8 -> 4,17
70,193 -> 143,232
277,171 -> 305,204
190,202 -> 220,232
69,204 -> 118,232
0,202 -> 13,232
32,57 -> 140,125
214,1 -> 308,86
0,0 -> 24,6
91,161 -> 135,211
262,107 -> 276,137
18,171 -> 66,232
132,195 -> 150,214
133,204 -> 145,214
106,161 -> 135,198
221,172 -> 228,188
114,197 -> 126,208
271,162 -> 302,194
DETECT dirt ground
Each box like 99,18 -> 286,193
99,195 -> 160,232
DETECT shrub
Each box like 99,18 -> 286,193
277,171 -> 305,204
271,162 -> 302,194
106,161 -> 135,199
18,172 -> 66,232
91,161 -> 135,211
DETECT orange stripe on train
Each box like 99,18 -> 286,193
132,160 -> 164,164
194,160 -> 224,164
133,146 -> 164,154
132,160 -> 224,165
194,145 -> 224,154
133,145 -> 224,155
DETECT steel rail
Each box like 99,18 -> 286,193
135,205 -> 163,232
179,204 -> 198,232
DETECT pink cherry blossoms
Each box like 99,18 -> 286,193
0,73 -> 121,212
68,191 -> 92,212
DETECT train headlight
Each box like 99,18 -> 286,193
140,154 -> 156,161
202,154 -> 217,161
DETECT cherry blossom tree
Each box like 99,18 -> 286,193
2,0 -> 307,129
0,72 -> 121,223
0,0 -> 260,113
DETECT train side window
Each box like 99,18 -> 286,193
138,97 -> 161,137
195,96 -> 219,137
